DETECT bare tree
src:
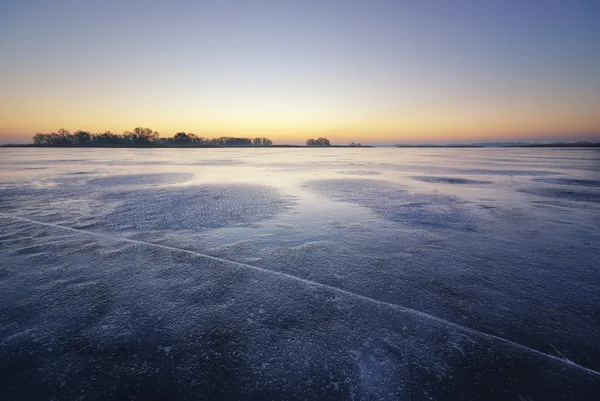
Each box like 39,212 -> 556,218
306,138 -> 330,146
73,130 -> 92,145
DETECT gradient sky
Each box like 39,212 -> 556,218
1,0 -> 599,144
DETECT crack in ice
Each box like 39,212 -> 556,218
1,212 -> 599,377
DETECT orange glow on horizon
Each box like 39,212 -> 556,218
1,92 -> 599,144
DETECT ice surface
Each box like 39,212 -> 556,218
518,187 -> 600,202
533,178 -> 600,187
410,176 -> 492,185
87,172 -> 195,187
1,147 -> 599,400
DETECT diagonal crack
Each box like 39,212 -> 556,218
1,211 -> 598,377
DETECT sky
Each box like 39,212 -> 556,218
1,0 -> 599,144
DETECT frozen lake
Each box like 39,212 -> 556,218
1,147 -> 599,399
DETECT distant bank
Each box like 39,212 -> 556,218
396,142 -> 600,148
2,143 -> 598,148
0,128 -> 375,148
1,127 -> 597,148
1,144 -> 374,148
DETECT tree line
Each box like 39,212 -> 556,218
31,128 -> 273,147
27,129 -> 365,147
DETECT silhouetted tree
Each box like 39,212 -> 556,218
73,130 -> 92,145
92,131 -> 123,145
57,128 -> 71,137
122,131 -> 134,144
189,133 -> 209,145
36,129 -> 74,145
173,132 -> 189,143
187,133 -> 198,143
226,137 -> 252,146
131,127 -> 159,144
33,133 -> 48,145
306,137 -> 330,146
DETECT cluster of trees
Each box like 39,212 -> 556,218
32,128 -> 273,147
306,137 -> 331,146
33,128 -> 160,146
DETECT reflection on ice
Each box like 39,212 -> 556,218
305,178 -> 476,231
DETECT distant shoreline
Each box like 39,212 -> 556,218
1,143 -> 598,148
396,142 -> 600,148
0,144 -> 374,148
